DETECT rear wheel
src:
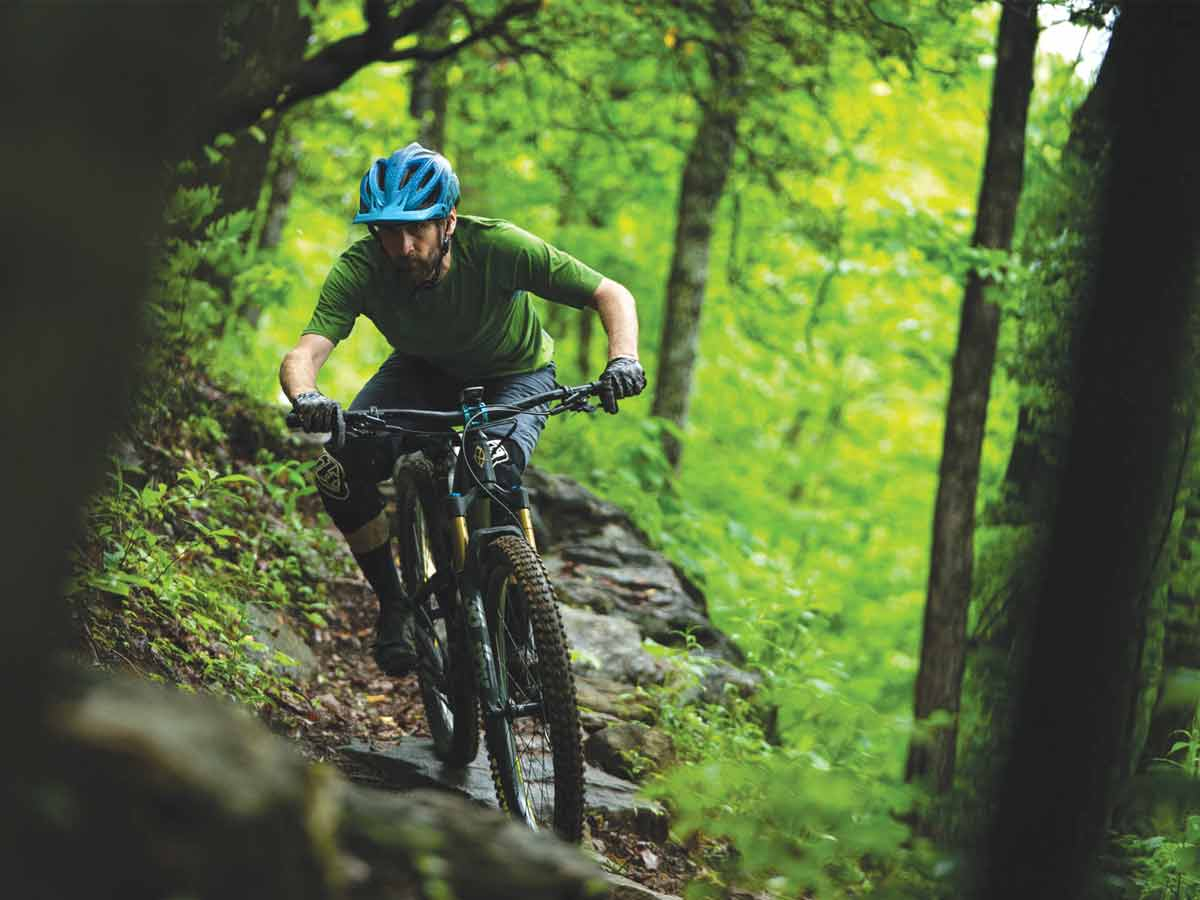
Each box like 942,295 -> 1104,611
480,534 -> 584,842
393,454 -> 479,765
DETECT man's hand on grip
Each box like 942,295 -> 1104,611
293,390 -> 341,433
597,356 -> 646,414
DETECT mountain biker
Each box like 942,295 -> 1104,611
279,142 -> 646,678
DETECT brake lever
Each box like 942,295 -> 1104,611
549,391 -> 599,416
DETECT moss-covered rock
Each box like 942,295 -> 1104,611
13,670 -> 605,900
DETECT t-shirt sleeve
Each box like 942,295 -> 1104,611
301,249 -> 366,344
490,223 -> 604,310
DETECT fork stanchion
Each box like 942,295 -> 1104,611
517,508 -> 538,551
451,515 -> 469,571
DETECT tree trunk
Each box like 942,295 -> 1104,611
1,9 -> 601,897
986,40 -> 1118,531
1,0 -> 229,863
979,7 -> 1200,894
196,0 -> 311,218
906,0 -> 1039,793
410,7 -> 453,151
258,131 -> 299,252
651,3 -> 748,467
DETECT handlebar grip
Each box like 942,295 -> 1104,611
285,409 -> 345,450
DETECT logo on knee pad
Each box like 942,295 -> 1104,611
315,452 -> 350,500
468,439 -> 510,470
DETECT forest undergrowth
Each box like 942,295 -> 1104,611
61,135 -> 1200,896
60,186 -> 979,896
61,350 -> 728,896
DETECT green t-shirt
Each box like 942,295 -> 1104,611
302,216 -> 603,378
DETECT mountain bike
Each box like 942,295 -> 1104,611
290,382 -> 601,842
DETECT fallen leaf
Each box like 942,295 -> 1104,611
639,849 -> 659,870
365,694 -> 388,704
378,716 -> 395,726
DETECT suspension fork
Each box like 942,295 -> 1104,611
460,524 -> 528,722
461,582 -> 503,717
510,488 -> 537,552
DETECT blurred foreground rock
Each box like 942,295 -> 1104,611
12,671 -> 604,900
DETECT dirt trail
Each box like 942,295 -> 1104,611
281,565 -> 704,899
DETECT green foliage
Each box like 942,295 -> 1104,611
221,5 -> 1111,890
148,182 -> 301,401
1116,831 -> 1200,900
106,0 -> 1133,891
1158,710 -> 1200,781
650,752 -> 916,898
69,439 -> 344,709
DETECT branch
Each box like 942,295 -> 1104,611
382,0 -> 540,62
212,0 -> 538,138
862,0 -> 919,61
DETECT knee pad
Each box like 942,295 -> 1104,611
314,450 -> 351,501
492,439 -> 526,489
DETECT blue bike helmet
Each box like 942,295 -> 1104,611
353,142 -> 460,224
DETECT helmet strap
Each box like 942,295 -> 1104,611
418,219 -> 452,290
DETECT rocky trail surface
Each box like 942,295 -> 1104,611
264,467 -> 763,898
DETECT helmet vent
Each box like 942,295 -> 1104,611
352,142 -> 460,225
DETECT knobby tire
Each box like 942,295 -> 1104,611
480,534 -> 585,842
393,454 -> 479,765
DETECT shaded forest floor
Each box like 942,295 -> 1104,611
65,356 -> 713,898
64,355 -> 1200,900
290,568 -> 709,897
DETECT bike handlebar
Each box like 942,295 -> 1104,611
285,381 -> 601,434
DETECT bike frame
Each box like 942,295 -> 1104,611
379,383 -> 594,738
290,382 -> 596,830
441,387 -> 538,729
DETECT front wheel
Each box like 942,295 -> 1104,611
393,454 -> 479,765
480,534 -> 585,842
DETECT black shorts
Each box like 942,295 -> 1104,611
347,353 -> 557,469
315,354 -> 557,535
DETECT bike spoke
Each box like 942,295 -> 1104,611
496,590 -> 557,827
481,534 -> 583,841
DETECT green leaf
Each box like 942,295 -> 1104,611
248,125 -> 267,144
214,474 -> 258,487
179,467 -> 204,490
1188,815 -> 1200,845
85,574 -> 131,598
140,483 -> 164,510
112,571 -> 156,589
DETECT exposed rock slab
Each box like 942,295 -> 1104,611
676,658 -> 764,706
561,605 -> 668,685
524,468 -> 742,662
340,737 -> 667,830
585,723 -> 676,781
342,737 -> 496,799
605,872 -> 681,899
576,675 -> 658,733
246,603 -> 319,681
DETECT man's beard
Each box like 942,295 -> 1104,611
394,251 -> 436,282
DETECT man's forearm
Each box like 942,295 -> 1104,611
593,278 -> 639,361
280,335 -> 335,402
279,350 -> 319,402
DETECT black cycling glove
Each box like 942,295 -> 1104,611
293,390 -> 342,433
597,356 -> 647,414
